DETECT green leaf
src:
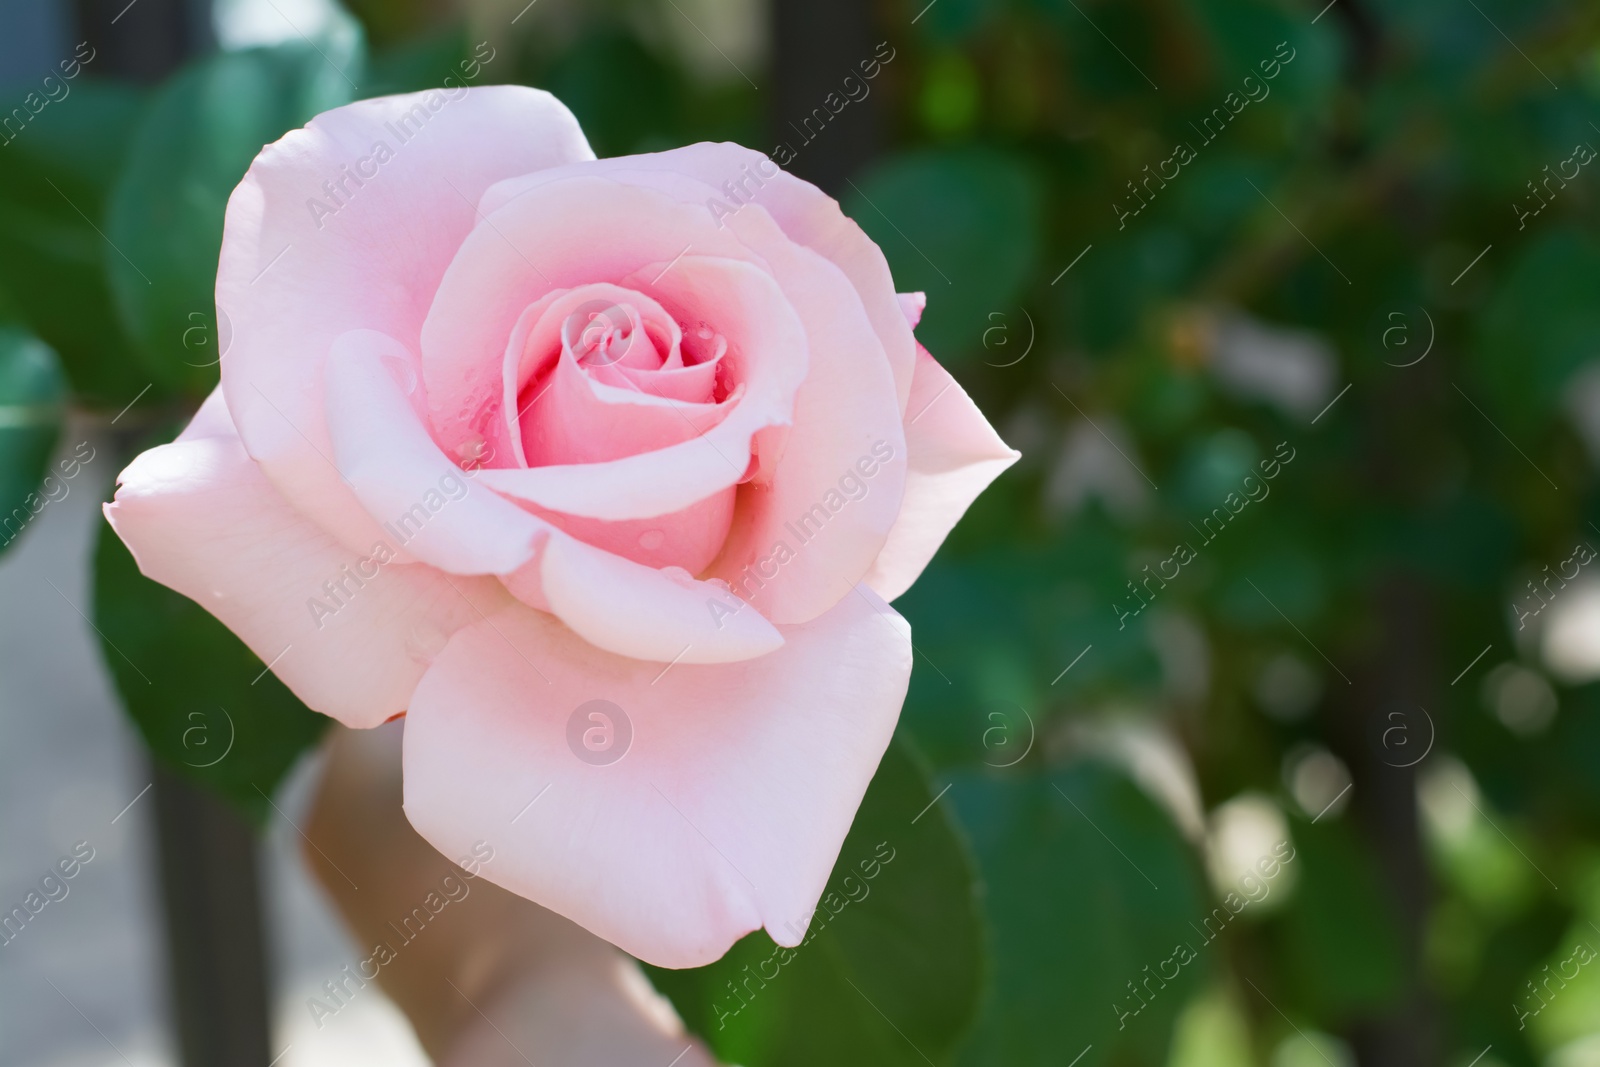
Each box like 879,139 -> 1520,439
1038,0 -> 1162,98
544,25 -> 684,157
1471,231 -> 1600,429
92,503 -> 329,822
364,24 -> 474,97
0,324 -> 67,558
1266,818 -> 1406,1021
0,78 -> 151,406
949,762 -> 1209,1066
911,0 -> 996,44
646,737 -> 986,1066
105,38 -> 365,397
843,149 -> 1042,362
1187,0 -> 1340,110
893,539 -> 1167,775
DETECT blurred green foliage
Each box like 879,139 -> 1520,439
0,321 -> 66,548
2,0 -> 1599,1063
106,39 -> 365,395
0,81 -> 147,405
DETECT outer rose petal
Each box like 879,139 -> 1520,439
697,204 -> 908,624
864,346 -> 1021,601
219,86 -> 593,554
898,291 -> 927,329
103,387 -> 509,727
534,533 -> 784,664
400,585 -> 912,968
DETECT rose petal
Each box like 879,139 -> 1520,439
698,211 -> 909,624
104,386 -> 508,727
323,330 -> 777,662
537,533 -> 782,664
323,330 -> 547,576
514,328 -> 736,570
480,163 -> 912,623
219,86 -> 592,553
479,142 -> 917,413
400,584 -> 911,968
863,346 -> 1020,601
524,497 -> 736,577
517,313 -> 723,471
897,291 -> 926,329
422,176 -> 787,478
441,169 -> 909,621
459,215 -> 807,520
497,283 -> 699,469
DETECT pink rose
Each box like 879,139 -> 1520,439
105,87 -> 1016,967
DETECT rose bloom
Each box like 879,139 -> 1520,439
106,87 -> 1016,968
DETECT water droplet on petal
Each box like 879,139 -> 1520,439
455,433 -> 488,469
659,565 -> 695,585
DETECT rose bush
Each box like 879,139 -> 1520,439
104,86 -> 1016,968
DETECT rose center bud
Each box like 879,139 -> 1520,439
561,301 -> 655,371
507,285 -> 738,574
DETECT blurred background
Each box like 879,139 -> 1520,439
3,0 -> 1600,1064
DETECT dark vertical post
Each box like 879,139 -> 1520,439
1326,360 -> 1444,1067
1329,580 -> 1439,1067
149,761 -> 275,1067
770,0 -> 884,194
74,0 -> 211,84
82,1 -> 274,1063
